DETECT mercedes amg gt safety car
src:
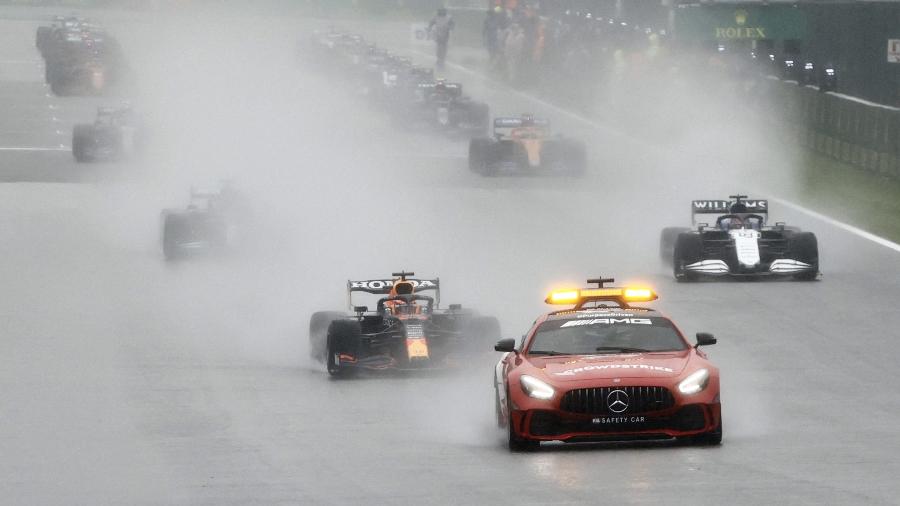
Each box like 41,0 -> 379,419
159,183 -> 243,261
72,105 -> 139,162
309,272 -> 501,377
494,278 -> 721,451
659,195 -> 819,281
468,114 -> 586,176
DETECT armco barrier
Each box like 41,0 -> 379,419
780,83 -> 900,178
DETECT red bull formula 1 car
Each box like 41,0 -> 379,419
494,278 -> 721,450
309,272 -> 501,377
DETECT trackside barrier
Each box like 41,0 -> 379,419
767,80 -> 900,178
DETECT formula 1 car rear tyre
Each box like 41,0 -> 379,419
564,139 -> 587,176
788,232 -> 819,281
325,319 -> 360,378
309,311 -> 345,362
72,125 -> 93,163
660,227 -> 690,264
161,213 -> 186,261
673,233 -> 702,282
36,26 -> 51,50
469,137 -> 492,174
465,315 -> 501,352
468,102 -> 490,135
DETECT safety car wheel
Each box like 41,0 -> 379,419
507,400 -> 538,452
684,419 -> 723,446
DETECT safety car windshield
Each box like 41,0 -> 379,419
528,316 -> 687,355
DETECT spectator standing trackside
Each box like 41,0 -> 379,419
428,7 -> 455,69
483,6 -> 506,66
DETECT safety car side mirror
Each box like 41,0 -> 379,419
695,332 -> 717,348
494,338 -> 516,353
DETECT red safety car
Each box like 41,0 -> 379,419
493,277 -> 721,450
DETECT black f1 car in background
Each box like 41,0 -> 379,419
72,105 -> 139,162
38,16 -> 128,96
309,272 -> 501,377
468,115 -> 586,176
659,195 -> 819,281
36,15 -> 78,54
160,183 -> 244,261
301,29 -> 492,139
393,80 -> 490,136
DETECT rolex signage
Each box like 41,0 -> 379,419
714,9 -> 767,40
675,4 -> 808,42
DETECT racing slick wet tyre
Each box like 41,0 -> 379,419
72,125 -> 93,163
468,102 -> 490,135
468,137 -> 493,174
36,26 -> 51,51
673,233 -> 702,282
787,232 -> 819,281
325,319 -> 360,378
161,213 -> 186,261
660,227 -> 690,264
308,311 -> 345,362
564,139 -> 587,176
464,316 -> 501,352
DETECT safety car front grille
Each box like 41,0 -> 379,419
560,386 -> 675,415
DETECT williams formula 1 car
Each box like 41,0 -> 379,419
309,272 -> 501,377
659,195 -> 819,281
469,115 -> 586,176
72,105 -> 139,162
494,277 -> 721,450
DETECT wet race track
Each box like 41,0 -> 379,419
2,7 -> 900,505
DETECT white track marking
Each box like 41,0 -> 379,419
0,146 -> 68,151
770,196 -> 900,253
413,48 -> 900,254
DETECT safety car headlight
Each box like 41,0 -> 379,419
678,368 -> 710,395
520,375 -> 555,400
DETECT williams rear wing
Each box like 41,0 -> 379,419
346,278 -> 440,309
691,199 -> 768,226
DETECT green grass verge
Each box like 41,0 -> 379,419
799,151 -> 900,243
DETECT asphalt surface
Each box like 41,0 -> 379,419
2,7 -> 900,506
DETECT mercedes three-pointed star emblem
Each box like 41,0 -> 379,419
607,389 -> 629,414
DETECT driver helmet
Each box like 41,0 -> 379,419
386,280 -> 420,315
718,215 -> 746,230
